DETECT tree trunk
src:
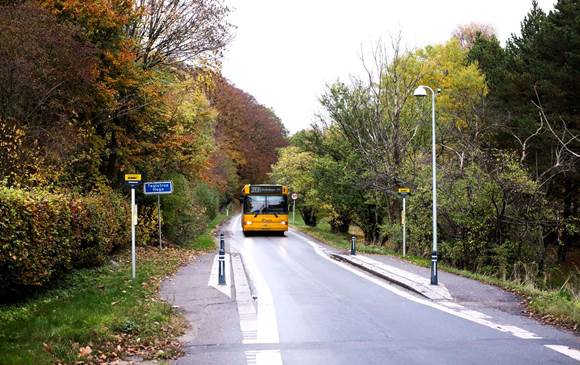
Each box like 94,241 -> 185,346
360,204 -> 382,244
558,177 -> 575,262
300,207 -> 317,227
330,214 -> 351,233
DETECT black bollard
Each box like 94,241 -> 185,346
218,232 -> 226,285
430,251 -> 438,285
350,235 -> 356,255
219,232 -> 225,256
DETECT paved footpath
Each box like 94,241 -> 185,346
160,251 -> 247,365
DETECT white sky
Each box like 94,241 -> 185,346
221,0 -> 556,134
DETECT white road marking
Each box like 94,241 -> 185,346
233,245 -> 280,344
230,215 -> 283,365
545,345 -> 580,362
287,231 -> 542,340
245,350 -> 283,365
231,254 -> 258,344
207,253 -> 231,298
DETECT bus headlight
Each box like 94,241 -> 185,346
281,221 -> 287,225
245,221 -> 252,225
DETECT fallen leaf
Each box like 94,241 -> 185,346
79,345 -> 92,357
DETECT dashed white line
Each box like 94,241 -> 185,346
245,350 -> 283,365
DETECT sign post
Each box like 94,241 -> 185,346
143,181 -> 173,249
398,187 -> 411,257
291,192 -> 298,225
125,174 -> 142,280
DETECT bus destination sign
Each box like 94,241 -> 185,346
250,185 -> 283,194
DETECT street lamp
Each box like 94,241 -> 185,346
414,85 -> 438,285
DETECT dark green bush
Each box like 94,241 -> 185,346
195,182 -> 220,221
70,188 -> 129,268
162,174 -> 209,245
0,185 -> 128,298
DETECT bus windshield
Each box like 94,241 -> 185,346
244,195 -> 288,215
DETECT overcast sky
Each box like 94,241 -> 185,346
221,0 -> 556,134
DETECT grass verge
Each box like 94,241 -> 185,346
0,247 -> 191,364
0,211 -> 232,364
185,211 -> 230,251
291,216 -> 580,331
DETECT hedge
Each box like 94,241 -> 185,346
0,186 -> 129,298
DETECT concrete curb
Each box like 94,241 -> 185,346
331,253 -> 452,301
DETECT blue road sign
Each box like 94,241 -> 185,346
143,181 -> 173,195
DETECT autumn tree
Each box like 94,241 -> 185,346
209,75 -> 288,184
270,146 -> 319,226
127,0 -> 233,68
452,22 -> 496,50
0,3 -> 99,185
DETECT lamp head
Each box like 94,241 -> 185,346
413,86 -> 427,97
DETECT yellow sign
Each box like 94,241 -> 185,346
398,187 -> 411,193
125,174 -> 142,182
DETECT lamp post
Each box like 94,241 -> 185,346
414,85 -> 438,285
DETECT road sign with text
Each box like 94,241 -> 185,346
143,181 -> 173,195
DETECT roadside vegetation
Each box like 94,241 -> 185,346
0,210 -> 232,364
0,247 -> 189,364
0,0 -> 282,363
0,0 -> 286,300
275,0 -> 579,329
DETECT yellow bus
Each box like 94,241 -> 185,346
241,184 -> 289,236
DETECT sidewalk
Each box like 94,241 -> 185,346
331,251 -> 524,314
332,253 -> 453,301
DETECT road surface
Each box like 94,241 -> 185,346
165,214 -> 579,365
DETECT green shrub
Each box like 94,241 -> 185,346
70,187 -> 129,267
0,185 -> 128,298
162,174 -> 209,245
195,182 -> 220,221
136,202 -> 160,247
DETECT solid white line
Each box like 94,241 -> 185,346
230,215 -> 283,365
545,345 -> 580,362
287,231 -> 541,340
236,246 -> 280,344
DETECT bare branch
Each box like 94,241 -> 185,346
127,0 -> 233,68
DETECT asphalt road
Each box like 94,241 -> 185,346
164,214 -> 579,365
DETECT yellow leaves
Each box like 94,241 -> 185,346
455,119 -> 469,130
416,38 -> 488,131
